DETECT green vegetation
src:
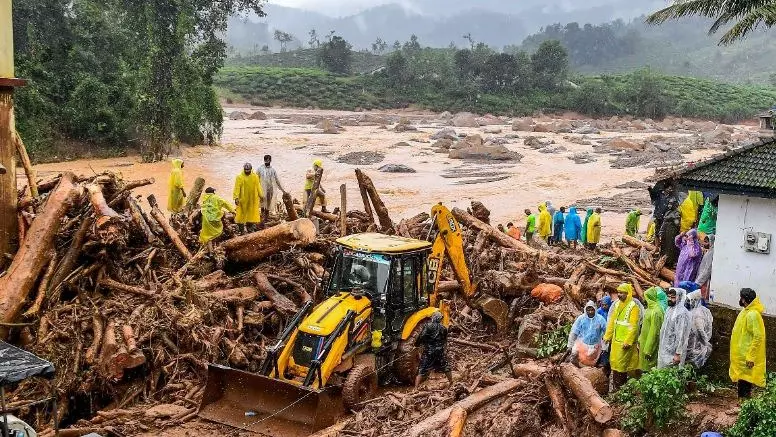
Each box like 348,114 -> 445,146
728,374 -> 776,437
227,49 -> 385,74
535,323 -> 571,359
612,366 -> 714,434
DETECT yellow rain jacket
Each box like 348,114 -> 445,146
167,159 -> 185,213
199,193 -> 235,244
646,220 -> 656,243
233,171 -> 263,224
538,204 -> 552,238
604,283 -> 641,373
304,160 -> 323,190
730,297 -> 767,387
587,212 -> 602,244
679,190 -> 704,233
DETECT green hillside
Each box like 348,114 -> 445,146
227,49 -> 386,74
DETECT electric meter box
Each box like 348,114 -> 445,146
744,231 -> 771,254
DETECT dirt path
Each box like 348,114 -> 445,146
33,106 -> 733,240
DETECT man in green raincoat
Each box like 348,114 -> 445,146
581,208 -> 593,245
638,287 -> 665,371
200,187 -> 236,245
604,283 -> 641,390
625,209 -> 642,237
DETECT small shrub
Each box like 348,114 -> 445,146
727,374 -> 776,437
535,323 -> 571,359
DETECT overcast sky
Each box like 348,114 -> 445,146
269,0 -> 407,16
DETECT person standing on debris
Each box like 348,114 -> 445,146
567,301 -> 607,367
695,235 -> 715,301
305,159 -> 328,213
200,187 -> 236,245
638,287 -> 665,372
685,290 -> 713,369
586,208 -> 602,249
646,218 -> 656,243
233,163 -> 264,234
506,222 -> 521,240
657,287 -> 691,369
167,158 -> 186,213
415,311 -> 453,388
257,155 -> 287,222
625,209 -> 642,237
659,210 -> 681,267
524,209 -> 537,245
604,283 -> 641,389
730,288 -> 766,398
497,224 -> 506,233
679,190 -> 704,233
546,201 -> 556,218
538,203 -> 552,243
552,206 -> 566,246
674,229 -> 703,286
564,207 -> 582,249
581,208 -> 593,246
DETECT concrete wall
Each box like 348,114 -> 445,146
711,194 -> 776,313
706,303 -> 776,380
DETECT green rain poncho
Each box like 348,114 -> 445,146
581,209 -> 593,244
638,287 -> 665,371
625,210 -> 641,237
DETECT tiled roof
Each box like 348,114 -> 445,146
677,138 -> 776,197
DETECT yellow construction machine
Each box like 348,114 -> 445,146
198,204 -> 508,436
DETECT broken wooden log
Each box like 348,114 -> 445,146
48,216 -> 93,294
192,270 -> 231,291
86,183 -> 121,218
339,184 -> 347,237
147,194 -> 192,260
446,406 -> 467,437
183,177 -> 206,214
282,192 -> 298,221
23,250 -> 56,317
303,167 -> 324,217
659,267 -> 676,283
222,218 -> 316,263
355,169 -> 393,230
98,278 -> 155,298
452,207 -> 539,257
622,235 -> 656,252
85,313 -> 104,365
545,375 -> 571,437
559,363 -> 613,424
254,272 -> 299,315
0,173 -> 80,334
13,132 -> 38,198
210,287 -> 259,303
128,196 -> 157,243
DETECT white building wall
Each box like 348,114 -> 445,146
711,194 -> 776,313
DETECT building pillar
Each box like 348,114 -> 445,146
0,0 -> 21,260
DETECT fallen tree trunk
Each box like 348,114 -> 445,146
222,218 -> 317,263
183,177 -> 206,214
545,376 -> 570,436
282,192 -> 298,221
210,287 -> 259,303
48,216 -> 94,294
357,177 -> 375,225
86,183 -> 121,218
13,132 -> 38,198
622,235 -> 656,252
128,196 -> 157,243
659,267 -> 676,283
452,207 -> 539,257
355,169 -> 393,230
254,272 -> 298,315
408,378 -> 522,437
445,407 -> 467,437
147,194 -> 192,260
0,173 -> 80,334
339,184 -> 347,237
192,270 -> 231,291
559,363 -> 613,424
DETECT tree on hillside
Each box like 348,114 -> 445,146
308,29 -> 320,48
647,0 -> 776,44
319,36 -> 353,74
274,30 -> 294,52
385,51 -> 412,87
462,33 -> 475,50
531,40 -> 568,91
403,34 -> 422,53
482,53 -> 519,92
624,69 -> 671,119
372,37 -> 388,54
393,40 -> 401,51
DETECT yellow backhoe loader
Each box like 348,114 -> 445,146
198,204 -> 508,436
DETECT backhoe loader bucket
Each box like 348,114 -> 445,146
198,364 -> 342,437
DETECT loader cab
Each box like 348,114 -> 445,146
330,234 -> 433,342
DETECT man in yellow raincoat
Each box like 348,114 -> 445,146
679,190 -> 704,233
200,187 -> 235,245
304,160 -> 328,213
586,208 -> 602,249
638,287 -> 665,371
233,163 -> 264,233
167,158 -> 186,212
537,203 -> 552,242
730,287 -> 766,398
604,283 -> 641,390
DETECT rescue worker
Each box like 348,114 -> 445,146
686,290 -> 713,369
233,163 -> 264,233
581,208 -> 593,245
167,158 -> 186,213
598,295 -> 612,321
538,203 -> 552,243
674,229 -> 703,286
506,222 -> 521,240
625,209 -> 642,237
697,195 -> 718,239
730,288 -> 766,398
657,287 -> 691,369
524,209 -> 537,245
546,201 -> 557,218
415,311 -> 453,388
567,301 -> 607,367
603,283 -> 641,390
657,287 -> 669,312
305,160 -> 328,213
646,219 -> 656,243
497,224 -> 506,233
200,187 -> 236,245
679,190 -> 704,233
257,155 -> 287,222
586,208 -> 602,249
659,210 -> 681,267
552,206 -> 566,246
638,287 -> 665,372
564,207 -> 582,249
695,235 -> 715,300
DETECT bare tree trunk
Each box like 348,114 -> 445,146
147,194 -> 192,260
222,219 -> 316,263
355,169 -> 393,230
184,177 -> 206,214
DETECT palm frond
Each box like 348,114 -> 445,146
719,4 -> 776,44
646,0 -> 729,24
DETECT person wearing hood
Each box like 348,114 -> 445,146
657,287 -> 691,368
639,287 -> 665,372
415,311 -> 453,387
586,208 -> 602,249
167,158 -> 186,213
565,207 -> 582,249
604,283 -> 641,389
524,209 -> 537,245
581,208 -> 593,245
679,190 -> 704,233
625,209 -> 642,237
199,187 -> 236,245
568,301 -> 608,367
730,288 -> 766,398
656,287 -> 669,312
552,207 -> 566,246
305,159 -> 328,213
257,155 -> 287,222
659,209 -> 681,267
675,229 -> 703,286
598,295 -> 612,321
538,203 -> 552,243
685,290 -> 713,369
697,195 -> 718,238
233,163 -> 264,233
695,235 -> 715,301
546,201 -> 556,218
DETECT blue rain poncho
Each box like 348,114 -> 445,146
657,288 -> 692,368
564,207 -> 582,241
568,301 -> 607,366
598,295 -> 612,321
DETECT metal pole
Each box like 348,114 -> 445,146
1,385 -> 8,437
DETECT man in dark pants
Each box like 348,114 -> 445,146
415,311 -> 453,388
730,288 -> 766,399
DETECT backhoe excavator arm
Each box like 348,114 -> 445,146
427,204 -> 508,331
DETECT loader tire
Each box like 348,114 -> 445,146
394,321 -> 428,385
343,364 -> 377,411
